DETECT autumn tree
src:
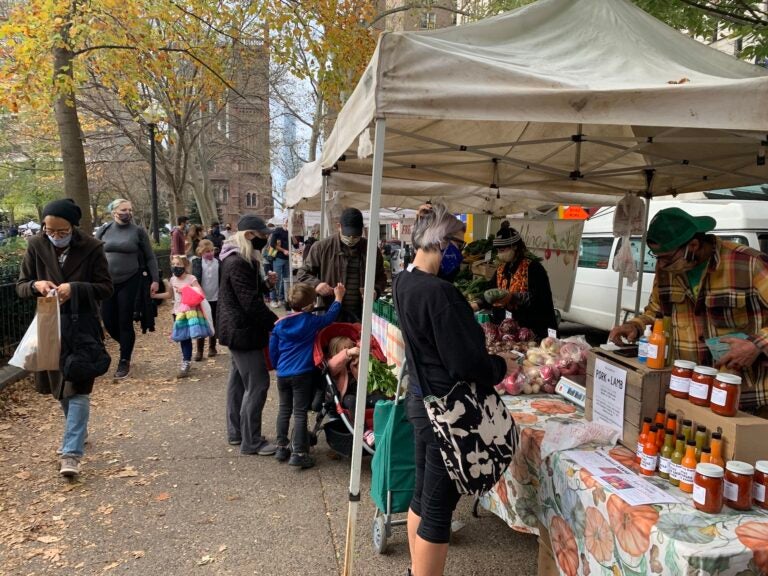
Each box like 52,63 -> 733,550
0,0 -> 266,231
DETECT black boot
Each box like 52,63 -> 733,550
208,336 -> 217,357
194,339 -> 204,362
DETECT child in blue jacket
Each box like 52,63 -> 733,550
270,281 -> 345,468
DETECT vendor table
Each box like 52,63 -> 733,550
481,394 -> 768,576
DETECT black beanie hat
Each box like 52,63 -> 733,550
42,198 -> 81,226
237,214 -> 270,234
340,208 -> 364,236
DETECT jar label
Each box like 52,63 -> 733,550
724,480 -> 739,502
754,483 -> 766,503
710,386 -> 728,407
640,453 -> 658,473
636,442 -> 643,459
693,483 -> 707,505
670,463 -> 681,481
690,381 -> 710,400
659,457 -> 671,474
679,466 -> 696,485
647,344 -> 659,360
670,375 -> 691,393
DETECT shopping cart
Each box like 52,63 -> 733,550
370,362 -> 414,554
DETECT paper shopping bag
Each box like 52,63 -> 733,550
35,296 -> 61,371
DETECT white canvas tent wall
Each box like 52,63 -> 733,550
303,0 -> 768,573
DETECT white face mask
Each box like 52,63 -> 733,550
341,234 -> 360,247
497,249 -> 515,263
660,245 -> 695,274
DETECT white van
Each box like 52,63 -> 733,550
562,199 -> 768,331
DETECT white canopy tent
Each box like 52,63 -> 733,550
292,0 -> 768,573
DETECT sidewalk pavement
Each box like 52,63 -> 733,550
0,314 -> 538,575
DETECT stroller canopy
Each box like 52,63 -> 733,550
313,323 -> 387,368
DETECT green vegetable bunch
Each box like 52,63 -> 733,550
367,356 -> 399,398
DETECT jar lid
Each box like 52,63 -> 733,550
694,365 -> 719,376
674,360 -> 696,370
726,461 -> 755,475
696,463 -> 724,478
756,461 -> 768,475
715,373 -> 742,385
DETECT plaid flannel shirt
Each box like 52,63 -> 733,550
629,239 -> 768,411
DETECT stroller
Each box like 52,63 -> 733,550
309,323 -> 388,457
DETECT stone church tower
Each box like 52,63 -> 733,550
208,43 -> 273,229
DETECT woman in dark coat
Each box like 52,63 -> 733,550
17,199 -> 113,478
218,214 -> 279,455
479,228 -> 557,339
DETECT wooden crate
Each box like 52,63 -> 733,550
537,521 -> 559,576
586,349 -> 671,451
471,260 -> 497,280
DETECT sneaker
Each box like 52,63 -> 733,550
59,456 -> 81,477
177,361 -> 191,379
256,441 -> 278,456
288,452 -> 315,469
270,301 -> 280,308
274,446 -> 291,462
227,438 -> 241,446
114,359 -> 130,379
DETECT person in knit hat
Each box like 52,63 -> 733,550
16,198 -> 113,478
473,227 -> 557,339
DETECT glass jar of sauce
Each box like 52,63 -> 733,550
710,373 -> 742,417
725,461 -> 754,511
693,463 -> 724,513
670,360 -> 696,399
689,366 -> 718,407
754,461 -> 768,510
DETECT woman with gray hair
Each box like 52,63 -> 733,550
392,203 -> 517,576
96,199 -> 159,379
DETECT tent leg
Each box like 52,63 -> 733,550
485,214 -> 492,238
614,272 -> 624,327
320,173 -> 329,239
342,118 -> 386,576
634,195 -> 652,314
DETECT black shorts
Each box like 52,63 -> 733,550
406,394 -> 461,544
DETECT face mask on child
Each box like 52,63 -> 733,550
172,266 -> 185,277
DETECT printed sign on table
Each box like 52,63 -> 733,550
592,357 -> 626,440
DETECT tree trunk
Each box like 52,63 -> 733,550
53,44 -> 92,232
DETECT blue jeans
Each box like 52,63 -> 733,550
272,257 -> 289,302
59,394 -> 90,458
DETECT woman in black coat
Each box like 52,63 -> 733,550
218,214 -> 278,455
17,199 -> 113,478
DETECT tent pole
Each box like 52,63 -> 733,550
485,213 -> 492,238
287,209 -> 294,294
320,172 -> 329,239
342,118 -> 386,576
634,174 -> 654,314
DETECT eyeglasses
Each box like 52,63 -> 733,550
44,227 -> 72,238
651,244 -> 685,262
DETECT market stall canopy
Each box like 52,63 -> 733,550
306,0 -> 768,200
286,160 -> 623,213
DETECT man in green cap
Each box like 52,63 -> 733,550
610,207 -> 768,413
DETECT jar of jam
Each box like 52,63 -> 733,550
725,461 -> 754,511
693,463 -> 724,513
689,366 -> 718,407
670,360 -> 696,399
710,373 -> 742,417
754,461 -> 768,510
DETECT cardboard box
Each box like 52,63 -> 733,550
665,393 -> 768,463
586,349 -> 671,451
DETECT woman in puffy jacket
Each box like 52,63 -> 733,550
217,214 -> 278,455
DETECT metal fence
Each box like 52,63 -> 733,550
0,249 -> 172,360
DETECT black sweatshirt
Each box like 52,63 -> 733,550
393,266 -> 506,398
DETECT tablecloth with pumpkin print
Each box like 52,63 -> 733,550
481,394 -> 768,576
